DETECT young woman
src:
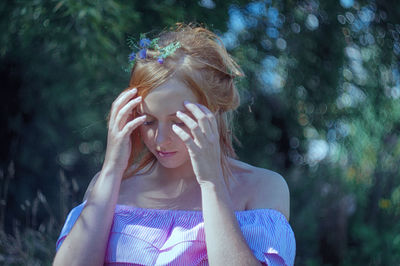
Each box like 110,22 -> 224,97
53,24 -> 295,266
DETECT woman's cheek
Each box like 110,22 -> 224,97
140,126 -> 155,144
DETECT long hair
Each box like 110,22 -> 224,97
119,23 -> 244,190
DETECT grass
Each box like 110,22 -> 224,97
0,162 -> 79,266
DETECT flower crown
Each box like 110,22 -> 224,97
127,34 -> 181,69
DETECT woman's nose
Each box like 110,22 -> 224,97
155,124 -> 172,146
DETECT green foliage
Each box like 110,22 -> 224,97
1,0 -> 400,265
0,227 -> 57,265
227,0 -> 400,265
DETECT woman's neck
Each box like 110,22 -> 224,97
150,160 -> 198,188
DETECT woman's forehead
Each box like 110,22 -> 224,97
139,78 -> 198,116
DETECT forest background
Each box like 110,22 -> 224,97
1,0 -> 399,265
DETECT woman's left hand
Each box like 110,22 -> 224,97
172,101 -> 224,188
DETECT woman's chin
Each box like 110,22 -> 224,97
155,154 -> 190,169
157,159 -> 185,169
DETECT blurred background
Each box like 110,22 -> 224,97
1,0 -> 399,265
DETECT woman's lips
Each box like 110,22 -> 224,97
157,151 -> 177,158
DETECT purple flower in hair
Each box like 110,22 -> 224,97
129,52 -> 136,61
139,48 -> 147,59
139,38 -> 151,48
125,35 -> 180,71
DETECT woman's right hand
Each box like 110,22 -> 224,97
101,88 -> 146,177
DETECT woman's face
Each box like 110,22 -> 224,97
139,77 -> 198,169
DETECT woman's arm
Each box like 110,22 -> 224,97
201,181 -> 263,266
201,171 -> 290,266
82,172 -> 100,202
172,102 -> 264,265
53,167 -> 124,266
53,88 -> 146,266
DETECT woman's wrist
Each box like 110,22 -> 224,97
199,178 -> 226,192
86,165 -> 124,206
100,163 -> 126,180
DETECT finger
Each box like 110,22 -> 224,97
176,111 -> 205,144
195,103 -> 218,135
115,96 -> 142,130
110,88 -> 137,123
183,101 -> 213,136
110,88 -> 137,122
121,115 -> 146,136
172,124 -> 198,152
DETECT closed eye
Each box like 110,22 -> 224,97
173,121 -> 186,127
143,120 -> 155,126
141,117 -> 186,127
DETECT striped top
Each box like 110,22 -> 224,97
56,202 -> 296,266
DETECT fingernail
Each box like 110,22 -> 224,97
183,100 -> 190,105
131,88 -> 137,93
136,96 -> 142,101
176,110 -> 182,116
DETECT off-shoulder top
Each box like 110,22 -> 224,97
56,202 -> 296,266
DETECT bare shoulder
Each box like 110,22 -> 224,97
230,159 -> 290,221
82,164 -> 152,202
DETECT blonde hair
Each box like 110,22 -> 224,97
121,23 -> 244,190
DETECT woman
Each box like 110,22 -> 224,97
53,24 -> 295,266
